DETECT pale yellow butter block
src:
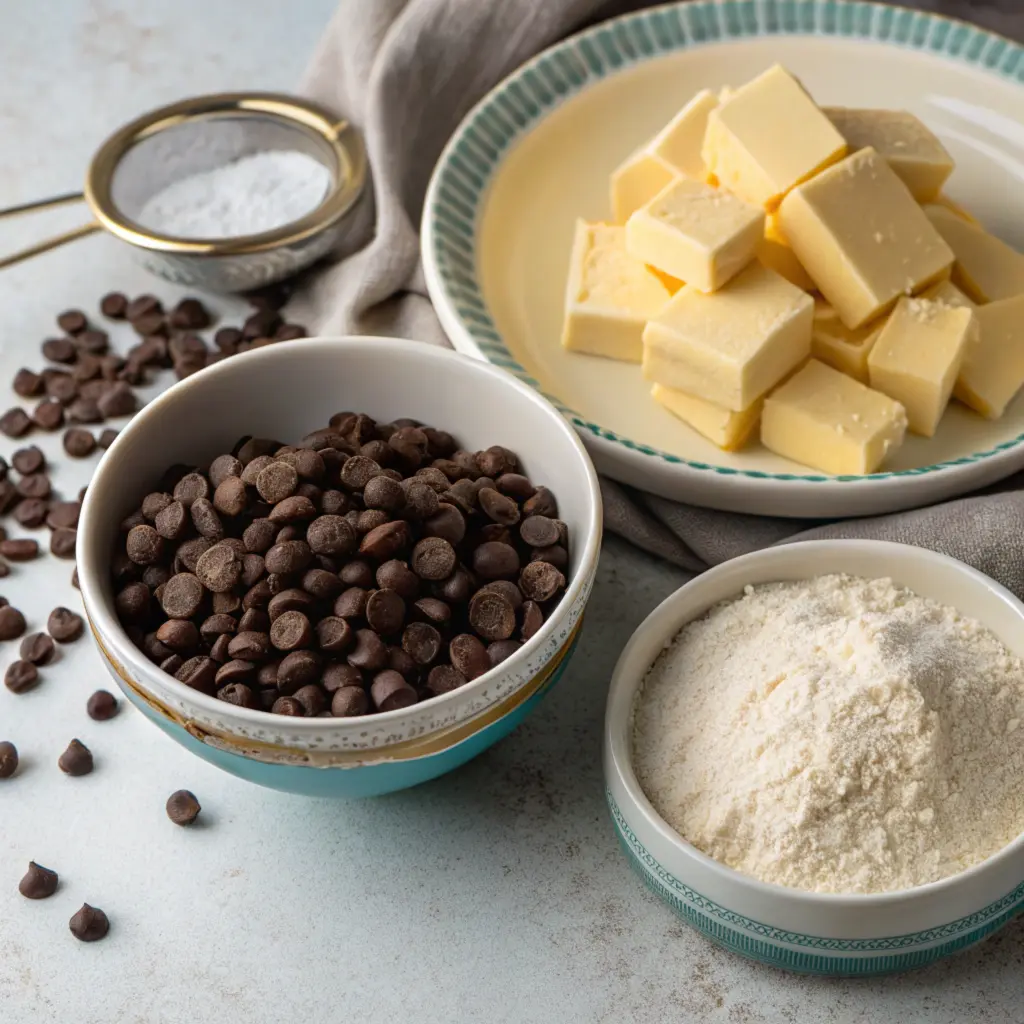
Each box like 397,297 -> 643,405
824,107 -> 954,202
866,297 -> 973,437
757,212 -> 817,292
811,306 -> 886,383
921,278 -> 976,310
779,147 -> 954,329
610,150 -> 677,225
702,65 -> 847,209
925,205 -> 1024,304
642,262 -> 813,411
762,359 -> 908,475
649,89 -> 721,181
931,193 -> 981,227
652,383 -> 762,451
954,294 -> 1024,419
561,220 -> 672,362
626,177 -> 764,292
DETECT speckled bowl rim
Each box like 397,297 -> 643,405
605,539 -> 1024,906
77,335 -> 603,734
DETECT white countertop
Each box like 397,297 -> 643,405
2,2 -> 1023,1021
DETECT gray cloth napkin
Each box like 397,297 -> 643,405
297,0 -> 1024,594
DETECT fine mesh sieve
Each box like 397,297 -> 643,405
0,92 -> 366,292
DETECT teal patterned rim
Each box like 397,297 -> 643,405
608,792 -> 1024,973
424,0 -> 1024,485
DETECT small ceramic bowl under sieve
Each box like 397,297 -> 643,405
605,540 -> 1024,976
0,92 -> 366,292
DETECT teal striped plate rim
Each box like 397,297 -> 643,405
423,0 -> 1024,486
607,791 -> 1024,964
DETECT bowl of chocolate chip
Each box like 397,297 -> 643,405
76,336 -> 601,796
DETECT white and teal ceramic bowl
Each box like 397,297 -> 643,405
77,337 -> 601,798
605,540 -> 1024,975
423,0 -> 1024,517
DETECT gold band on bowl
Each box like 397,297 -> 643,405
90,617 -> 582,767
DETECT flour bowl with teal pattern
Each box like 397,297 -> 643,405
77,337 -> 601,797
605,540 -> 1024,975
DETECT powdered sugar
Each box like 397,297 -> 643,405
633,574 -> 1024,894
137,150 -> 331,239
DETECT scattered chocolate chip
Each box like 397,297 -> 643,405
47,607 -> 84,643
166,789 -> 201,825
58,738 -> 93,775
69,904 -> 109,942
63,427 -> 96,457
0,539 -> 38,561
19,861 -> 59,899
20,632 -> 55,665
0,408 -> 32,438
4,659 -> 37,693
0,740 -> 18,778
87,690 -> 119,721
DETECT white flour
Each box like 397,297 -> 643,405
137,150 -> 331,239
633,574 -> 1024,894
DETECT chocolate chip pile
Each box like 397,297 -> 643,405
112,415 -> 569,717
0,285 -> 305,462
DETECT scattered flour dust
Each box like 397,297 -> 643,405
633,574 -> 1024,894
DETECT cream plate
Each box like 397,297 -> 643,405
423,0 -> 1024,517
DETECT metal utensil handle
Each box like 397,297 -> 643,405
0,191 -> 101,270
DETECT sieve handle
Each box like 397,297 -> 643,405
0,192 -> 101,270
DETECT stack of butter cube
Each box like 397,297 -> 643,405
561,64 -> 1024,475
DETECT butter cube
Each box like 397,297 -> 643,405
652,383 -> 762,451
702,65 -> 847,208
866,297 -> 973,436
779,147 -> 954,329
609,151 -> 677,225
811,304 -> 885,383
930,194 -> 981,227
762,359 -> 908,475
954,295 -> 1024,419
921,278 -> 976,311
610,89 -> 720,222
649,89 -> 721,182
925,205 -> 1024,304
561,220 -> 672,362
642,262 -> 813,411
824,107 -> 954,202
757,212 -> 817,292
626,178 -> 764,292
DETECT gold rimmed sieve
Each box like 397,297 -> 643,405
0,92 -> 366,292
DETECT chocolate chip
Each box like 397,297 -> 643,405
523,486 -> 558,518
1,408 -> 32,438
449,634 -> 491,681
11,445 -> 44,475
347,628 -> 388,671
69,903 -> 109,942
488,639 -> 522,666
32,398 -> 63,430
5,660 -> 38,693
469,591 -> 517,642
47,501 -> 81,530
100,292 -> 128,318
166,789 -> 201,825
264,540 -> 312,576
175,656 -> 217,693
0,740 -> 18,778
519,561 -> 566,603
410,536 -> 456,581
155,619 -> 200,653
98,428 -> 119,449
0,539 -> 38,561
190,497 -> 224,540
62,427 -> 95,457
58,738 -> 93,775
19,862 -> 59,899
425,664 -> 467,696
521,600 -> 544,640
160,574 -> 205,620
270,610 -> 312,651
195,543 -> 242,593
97,381 -> 138,418
423,504 -> 466,546
472,541 -> 520,580
15,473 -> 50,500
366,589 -> 405,635
227,631 -> 271,662
271,696 -> 303,716
126,524 -> 164,565
14,499 -> 48,528
370,670 -> 417,712
520,515 -> 561,548
43,337 -> 78,363
331,685 -> 368,717
20,632 -> 55,665
217,680 -> 256,706
291,683 -> 326,716
401,621 -> 442,666
359,520 -> 410,561
87,690 -> 119,721
13,369 -> 43,398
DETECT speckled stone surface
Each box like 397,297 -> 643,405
2,2 -> 1024,1022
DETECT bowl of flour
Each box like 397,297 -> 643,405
604,540 -> 1024,976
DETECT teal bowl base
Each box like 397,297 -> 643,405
118,651 -> 573,798
607,793 -> 1024,977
